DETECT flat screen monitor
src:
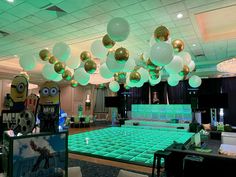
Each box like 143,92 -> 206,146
198,93 -> 228,108
105,96 -> 122,107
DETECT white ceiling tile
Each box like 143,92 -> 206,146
23,15 -> 44,25
108,9 -> 129,17
0,12 -> 20,25
34,10 -> 58,21
27,0 -> 51,8
70,10 -> 91,20
124,3 -> 145,15
97,0 -> 120,12
140,0 -> 163,10
165,2 -> 186,14
132,13 -> 151,22
8,2 -> 39,18
58,14 -> 79,24
115,0 -> 141,7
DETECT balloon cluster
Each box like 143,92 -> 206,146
33,18 -> 201,91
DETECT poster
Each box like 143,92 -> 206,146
12,133 -> 67,177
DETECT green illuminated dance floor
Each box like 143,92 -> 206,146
68,127 -> 194,166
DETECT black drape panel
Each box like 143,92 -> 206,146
221,77 -> 236,125
117,77 -> 236,125
167,80 -> 189,104
150,82 -> 167,104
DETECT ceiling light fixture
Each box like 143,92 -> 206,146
6,0 -> 14,3
217,58 -> 236,73
192,44 -> 196,47
177,13 -> 183,19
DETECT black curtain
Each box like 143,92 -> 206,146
117,77 -> 236,125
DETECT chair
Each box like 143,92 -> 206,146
68,166 -> 83,177
84,116 -> 90,127
74,116 -> 80,128
117,169 -> 148,177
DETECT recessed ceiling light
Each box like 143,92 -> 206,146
192,44 -> 196,47
6,0 -> 14,3
177,13 -> 183,19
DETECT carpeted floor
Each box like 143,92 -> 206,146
68,158 -> 152,177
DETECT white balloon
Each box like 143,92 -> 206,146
137,67 -> 149,83
149,75 -> 161,86
165,55 -> 183,74
90,40 -> 108,59
106,52 -> 125,73
134,53 -> 146,67
99,63 -> 114,79
150,42 -> 174,66
42,63 -> 58,80
188,60 -> 196,72
149,35 -> 156,47
143,48 -> 151,61
74,67 -> 90,85
19,54 -> 37,71
135,81 -> 144,88
189,75 -> 202,88
107,17 -> 130,42
53,74 -> 63,82
109,80 -> 120,92
178,51 -> 191,66
52,42 -> 71,62
126,72 -> 136,88
167,76 -> 179,86
66,55 -> 80,69
169,73 -> 183,81
123,57 -> 136,72
166,37 -> 172,44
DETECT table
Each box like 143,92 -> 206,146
155,139 -> 236,177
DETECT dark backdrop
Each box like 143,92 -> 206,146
117,77 -> 236,126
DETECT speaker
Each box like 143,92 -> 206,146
191,97 -> 198,109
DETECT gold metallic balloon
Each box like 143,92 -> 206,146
54,62 -> 66,74
146,58 -> 157,70
102,34 -> 116,49
62,70 -> 73,81
172,39 -> 184,52
84,59 -> 97,74
80,51 -> 91,62
124,84 -> 130,90
71,80 -> 78,88
115,47 -> 129,63
129,71 -> 141,83
49,56 -> 57,64
154,25 -> 170,42
39,49 -> 51,61
149,69 -> 160,80
183,65 -> 190,75
114,72 -> 126,84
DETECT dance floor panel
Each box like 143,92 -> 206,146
68,127 -> 194,166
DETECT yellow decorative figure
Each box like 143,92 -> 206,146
39,81 -> 60,105
38,81 -> 60,132
10,75 -> 28,111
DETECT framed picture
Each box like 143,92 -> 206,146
3,131 -> 68,177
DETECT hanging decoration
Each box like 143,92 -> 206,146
102,34 -> 116,49
114,47 -> 129,63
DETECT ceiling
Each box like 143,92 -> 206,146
0,0 -> 236,84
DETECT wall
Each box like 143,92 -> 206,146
60,84 -> 96,117
60,85 -> 73,116
0,80 -> 11,111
